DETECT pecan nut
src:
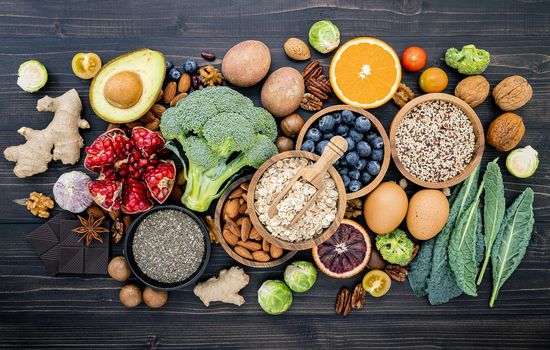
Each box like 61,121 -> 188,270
392,83 -> 415,108
306,75 -> 332,101
335,287 -> 352,316
409,244 -> 420,262
302,60 -> 323,82
385,264 -> 408,282
300,93 -> 323,111
351,284 -> 366,310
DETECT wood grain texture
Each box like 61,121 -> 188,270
0,0 -> 549,349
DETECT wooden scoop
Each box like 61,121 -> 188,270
267,136 -> 348,225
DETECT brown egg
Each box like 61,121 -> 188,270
364,182 -> 408,234
406,189 -> 449,240
104,71 -> 143,108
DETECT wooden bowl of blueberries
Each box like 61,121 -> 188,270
296,105 -> 390,200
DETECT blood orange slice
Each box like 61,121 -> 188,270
329,37 -> 401,109
312,219 -> 371,278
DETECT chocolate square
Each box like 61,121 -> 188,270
84,247 -> 109,275
59,246 -> 84,274
41,245 -> 60,276
60,220 -> 83,247
26,222 -> 59,255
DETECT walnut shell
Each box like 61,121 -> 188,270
493,75 -> 533,111
454,75 -> 490,108
487,112 -> 525,152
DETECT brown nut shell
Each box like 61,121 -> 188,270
280,113 -> 305,137
493,75 -> 533,111
275,136 -> 295,153
284,38 -> 311,61
486,112 -> 525,152
454,75 -> 490,108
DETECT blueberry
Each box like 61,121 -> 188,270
335,124 -> 349,136
365,132 -> 378,144
372,136 -> 384,149
367,161 -> 381,175
166,60 -> 174,71
349,129 -> 363,142
340,158 -> 348,167
370,148 -> 384,161
316,140 -> 329,154
341,110 -> 356,125
361,172 -> 373,184
355,159 -> 368,171
338,167 -> 349,176
355,116 -> 371,132
305,128 -> 322,142
348,180 -> 362,192
344,136 -> 356,150
345,151 -> 360,165
183,59 -> 198,74
323,133 -> 335,140
348,169 -> 360,180
332,113 -> 342,124
341,175 -> 351,187
318,114 -> 336,132
356,141 -> 372,158
334,159 -> 340,167
168,68 -> 182,81
301,139 -> 315,152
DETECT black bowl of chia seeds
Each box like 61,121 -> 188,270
124,205 -> 211,291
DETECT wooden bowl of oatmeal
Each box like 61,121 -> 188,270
247,151 -> 347,251
390,93 -> 484,189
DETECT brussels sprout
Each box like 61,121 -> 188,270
17,60 -> 48,92
257,280 -> 292,315
506,145 -> 539,178
308,20 -> 340,54
284,261 -> 317,293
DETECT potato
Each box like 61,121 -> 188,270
261,67 -> 304,117
222,40 -> 271,87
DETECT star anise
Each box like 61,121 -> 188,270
72,215 -> 109,246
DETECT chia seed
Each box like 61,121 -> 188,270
132,209 -> 205,283
395,100 -> 475,183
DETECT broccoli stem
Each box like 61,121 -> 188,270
181,153 -> 250,212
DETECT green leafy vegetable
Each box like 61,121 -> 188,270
448,180 -> 485,297
445,44 -> 490,75
426,165 -> 480,305
490,188 -> 534,308
477,160 -> 505,285
475,209 -> 485,265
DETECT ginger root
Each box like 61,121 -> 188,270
193,266 -> 249,307
4,89 -> 89,178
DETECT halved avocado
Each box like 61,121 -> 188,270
90,48 -> 165,123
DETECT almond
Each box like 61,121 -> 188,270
164,81 -> 177,104
170,92 -> 188,107
237,240 -> 262,252
86,205 -> 105,219
252,250 -> 270,262
229,187 -> 244,199
156,89 -> 163,102
234,246 -> 253,260
223,229 -> 239,247
250,227 -> 261,241
126,121 -> 142,128
224,218 -> 241,237
139,111 -> 157,123
270,244 -> 283,259
178,73 -> 191,93
144,118 -> 160,131
107,123 -> 120,131
150,104 -> 166,117
238,204 -> 248,215
223,199 -> 240,219
240,217 -> 251,241
262,238 -> 271,252
240,182 -> 249,191
284,38 -> 311,61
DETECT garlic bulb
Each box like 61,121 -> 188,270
53,171 -> 93,213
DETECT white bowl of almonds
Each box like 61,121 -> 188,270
390,93 -> 485,189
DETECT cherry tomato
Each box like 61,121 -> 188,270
419,67 -> 448,93
362,270 -> 391,297
401,46 -> 427,72
72,52 -> 102,80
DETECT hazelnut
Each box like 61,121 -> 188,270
275,136 -> 295,153
119,284 -> 142,308
143,287 -> 168,308
493,75 -> 533,111
280,113 -> 305,138
487,112 -> 525,152
454,75 -> 490,108
108,256 -> 131,282
104,71 -> 143,109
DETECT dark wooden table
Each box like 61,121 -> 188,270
1,1 -> 549,349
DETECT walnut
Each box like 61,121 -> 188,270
487,112 -> 525,152
392,83 -> 414,108
454,75 -> 490,108
345,198 -> 363,219
350,284 -> 366,310
385,264 -> 408,282
203,215 -> 219,244
493,75 -> 533,111
335,287 -> 352,316
300,93 -> 323,111
199,65 -> 224,86
26,192 -> 54,218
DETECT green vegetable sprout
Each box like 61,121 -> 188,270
375,229 -> 414,266
309,20 -> 340,54
284,261 -> 317,293
160,86 -> 278,212
257,280 -> 293,315
445,44 -> 490,75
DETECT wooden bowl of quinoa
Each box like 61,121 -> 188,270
390,93 -> 484,189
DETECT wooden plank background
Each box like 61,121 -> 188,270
0,1 -> 549,349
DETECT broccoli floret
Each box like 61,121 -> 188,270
375,229 -> 414,266
160,86 -> 278,212
445,44 -> 490,75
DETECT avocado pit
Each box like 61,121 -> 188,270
104,71 -> 143,109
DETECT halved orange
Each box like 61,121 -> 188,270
329,37 -> 401,109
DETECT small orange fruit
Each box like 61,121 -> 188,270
329,37 -> 401,109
